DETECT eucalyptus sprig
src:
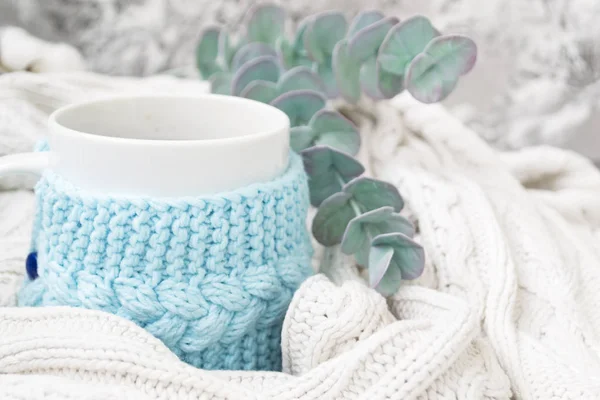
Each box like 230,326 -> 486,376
195,4 -> 477,295
196,6 -> 477,103
305,150 -> 424,295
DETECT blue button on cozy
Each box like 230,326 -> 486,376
18,152 -> 313,371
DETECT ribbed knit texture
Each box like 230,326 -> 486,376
17,152 -> 313,371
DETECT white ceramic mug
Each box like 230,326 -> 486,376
0,94 -> 290,197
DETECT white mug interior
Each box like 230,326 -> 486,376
47,94 -> 290,197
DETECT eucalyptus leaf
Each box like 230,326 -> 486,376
316,62 -> 338,98
373,211 -> 414,237
196,27 -> 220,62
368,244 -> 402,296
341,206 -> 415,256
332,39 -> 361,103
355,244 -> 370,267
378,16 -> 439,77
270,90 -> 326,127
311,192 -> 355,246
377,59 -> 404,99
231,42 -> 277,71
277,38 -> 314,70
348,16 -> 398,63
196,27 -> 221,78
305,11 -> 348,64
198,63 -> 222,81
218,30 -> 233,68
359,58 -> 384,99
290,126 -> 317,153
301,145 -> 365,207
348,10 -> 385,36
426,35 -> 477,75
277,38 -> 295,69
371,232 -> 425,280
220,33 -> 248,70
246,4 -> 286,46
406,53 -> 457,103
239,80 -> 279,103
405,35 -> 477,103
231,56 -> 280,95
341,206 -> 394,255
290,110 -> 359,154
343,176 -> 404,212
209,71 -> 232,95
310,110 -> 360,155
293,17 -> 313,52
278,66 -> 326,94
278,40 -> 301,69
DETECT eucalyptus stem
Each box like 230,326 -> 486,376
334,172 -> 346,188
350,197 -> 375,253
334,171 -> 362,221
349,199 -> 362,217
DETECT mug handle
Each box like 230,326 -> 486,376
0,152 -> 50,177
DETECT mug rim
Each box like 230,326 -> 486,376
48,93 -> 291,147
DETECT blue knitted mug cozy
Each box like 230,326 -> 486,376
18,152 -> 313,371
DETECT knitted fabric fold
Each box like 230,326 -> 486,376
18,152 -> 313,371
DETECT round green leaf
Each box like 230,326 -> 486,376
197,27 -> 220,62
341,206 -> 394,256
305,11 -> 348,63
377,58 -> 404,99
405,53 -> 457,103
355,244 -> 370,267
293,17 -> 313,53
218,30 -> 232,68
348,16 -> 398,63
371,232 -> 425,280
199,63 -> 222,81
277,38 -> 296,69
239,80 -> 279,104
378,16 -> 439,77
231,56 -> 280,95
405,35 -> 477,103
374,212 -> 414,238
424,34 -> 477,75
278,66 -> 326,94
348,10 -> 385,36
312,192 -> 355,246
231,42 -> 277,71
341,206 -> 415,258
359,57 -> 384,99
309,109 -> 360,156
246,4 -> 285,46
290,126 -> 317,153
368,244 -> 402,296
332,39 -> 361,103
277,37 -> 314,70
196,27 -> 221,78
343,176 -> 404,212
270,90 -> 326,127
316,62 -> 338,98
376,54 -> 402,75
209,71 -> 232,95
221,35 -> 247,70
301,145 -> 365,207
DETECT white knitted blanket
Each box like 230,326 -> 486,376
1,72 -> 600,400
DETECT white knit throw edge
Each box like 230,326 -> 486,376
0,72 -> 599,399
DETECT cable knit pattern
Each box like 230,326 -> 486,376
17,152 -> 313,371
2,73 -> 600,399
